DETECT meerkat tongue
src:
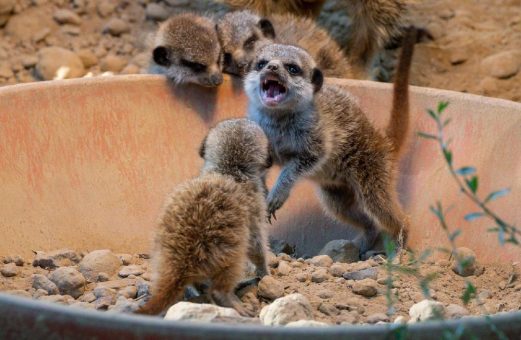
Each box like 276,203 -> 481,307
268,84 -> 279,98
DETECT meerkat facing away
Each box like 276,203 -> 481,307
149,13 -> 223,87
137,119 -> 271,316
244,28 -> 418,254
216,10 -> 353,79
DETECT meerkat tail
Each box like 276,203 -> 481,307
386,26 -> 418,155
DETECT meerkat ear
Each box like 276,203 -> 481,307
198,135 -> 207,158
311,68 -> 324,93
153,46 -> 171,67
258,19 -> 275,39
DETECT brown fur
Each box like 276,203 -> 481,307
137,119 -> 270,316
244,31 -> 417,253
218,0 -> 408,78
217,10 -> 353,79
219,0 -> 326,17
150,13 -> 223,87
344,0 -> 407,78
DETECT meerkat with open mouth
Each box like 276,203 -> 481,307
137,119 -> 271,316
244,28 -> 418,254
149,13 -> 224,87
216,10 -> 353,79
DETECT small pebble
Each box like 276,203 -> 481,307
1,263 -> 19,277
276,261 -> 291,276
311,268 -> 329,283
309,255 -> 333,268
366,313 -> 389,324
352,279 -> 378,297
258,276 -> 284,300
318,302 -> 339,316
53,9 -> 82,26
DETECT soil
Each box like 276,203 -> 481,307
0,0 -> 519,102
1,249 -> 520,325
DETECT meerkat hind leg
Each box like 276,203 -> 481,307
210,270 -> 254,317
247,223 -> 269,278
318,185 -> 381,255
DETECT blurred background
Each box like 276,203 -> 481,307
0,0 -> 519,102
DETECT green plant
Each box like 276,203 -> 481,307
418,101 -> 519,246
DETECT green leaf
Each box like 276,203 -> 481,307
417,131 -> 437,140
487,227 -> 500,233
484,188 -> 511,203
464,212 -> 484,221
462,282 -> 476,305
443,149 -> 453,165
438,101 -> 449,114
449,229 -> 462,241
466,176 -> 478,194
427,109 -> 438,120
443,118 -> 452,128
498,227 -> 505,245
455,166 -> 476,176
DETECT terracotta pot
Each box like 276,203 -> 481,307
0,75 -> 520,263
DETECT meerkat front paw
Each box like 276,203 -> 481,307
267,189 -> 288,222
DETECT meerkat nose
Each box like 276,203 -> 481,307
210,73 -> 223,86
267,64 -> 278,71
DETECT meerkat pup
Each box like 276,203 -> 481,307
218,0 -> 410,78
218,0 -> 326,17
137,119 -> 271,316
244,28 -> 418,254
149,13 -> 223,87
216,10 -> 353,79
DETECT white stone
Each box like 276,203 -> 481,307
409,299 -> 445,323
260,293 -> 314,326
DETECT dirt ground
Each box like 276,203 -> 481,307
0,0 -> 519,102
1,248 -> 520,325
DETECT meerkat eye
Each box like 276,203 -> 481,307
223,53 -> 232,66
285,64 -> 302,75
243,35 -> 258,50
255,59 -> 268,71
180,59 -> 207,73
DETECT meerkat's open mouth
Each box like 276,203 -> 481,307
260,74 -> 287,106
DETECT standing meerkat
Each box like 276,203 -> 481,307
149,13 -> 224,87
218,0 -> 409,78
244,28 -> 418,254
216,10 -> 353,79
137,119 -> 271,316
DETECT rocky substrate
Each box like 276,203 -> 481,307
0,0 -> 519,102
1,246 -> 520,326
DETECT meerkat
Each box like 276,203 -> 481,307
218,0 -> 411,78
137,119 -> 271,316
218,0 -> 326,18
243,28 -> 418,254
216,10 -> 353,79
149,13 -> 224,87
